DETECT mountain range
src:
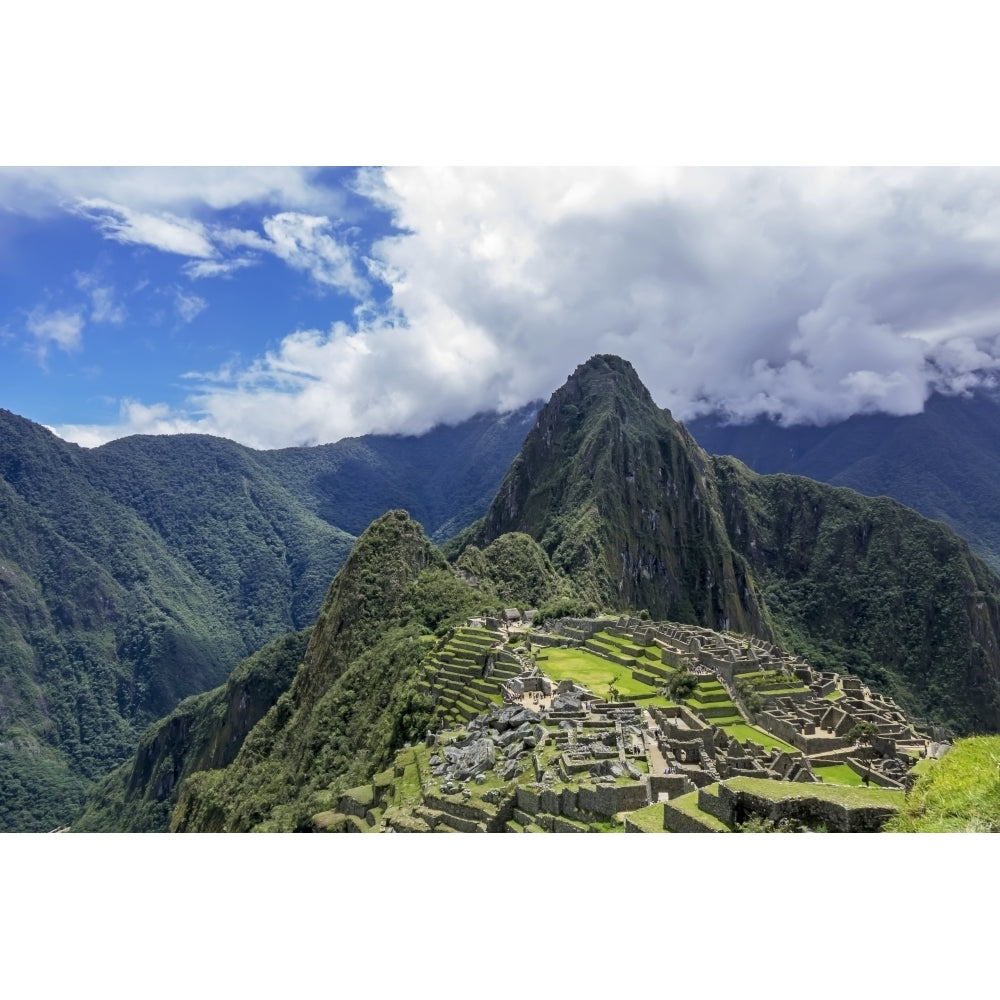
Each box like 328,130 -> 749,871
67,355 -> 1000,832
687,390 -> 1000,575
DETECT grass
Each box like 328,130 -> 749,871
722,723 -> 798,754
823,689 -> 844,701
908,757 -> 937,777
724,775 -> 904,809
886,735 -> 1000,832
539,646 -> 659,699
813,762 -> 865,786
624,803 -> 667,832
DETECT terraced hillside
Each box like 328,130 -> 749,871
420,625 -> 512,726
316,613 -> 929,833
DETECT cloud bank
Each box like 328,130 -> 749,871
45,166 -> 1000,448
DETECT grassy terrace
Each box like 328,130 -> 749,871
813,762 -> 865,786
625,803 -> 668,832
724,775 -> 904,809
665,786 -> 732,831
685,679 -> 740,723
425,627 -> 506,723
721,723 -> 798,754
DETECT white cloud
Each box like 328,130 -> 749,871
74,272 -> 126,324
182,257 -> 259,279
26,306 -> 84,363
47,167 -> 1000,448
174,290 -> 207,324
260,213 -> 368,297
51,399 -> 209,448
75,198 -> 217,258
0,167 -> 344,216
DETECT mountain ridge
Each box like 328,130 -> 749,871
687,390 -> 1000,574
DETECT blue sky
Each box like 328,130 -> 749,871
0,168 -> 400,444
9,167 -> 1000,449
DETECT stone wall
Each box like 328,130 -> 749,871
697,788 -> 731,824
422,794 -> 492,825
844,758 -> 904,789
552,816 -> 587,833
756,710 -> 846,754
577,782 -> 649,818
648,774 -> 696,800
657,643 -> 689,670
516,786 -> 542,815
528,631 -> 576,648
716,783 -> 899,832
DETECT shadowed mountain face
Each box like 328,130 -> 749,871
257,402 -> 541,543
687,391 -> 1000,575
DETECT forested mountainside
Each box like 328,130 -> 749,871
259,402 -> 540,543
688,391 -> 1000,575
0,405 -> 534,831
84,357 -> 1000,832
73,630 -> 310,832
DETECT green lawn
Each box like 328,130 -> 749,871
722,723 -> 798,754
813,762 -> 865,786
540,646 -> 659,699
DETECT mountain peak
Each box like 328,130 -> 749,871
478,355 -> 767,635
561,354 -> 658,409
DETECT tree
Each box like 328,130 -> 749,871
848,722 -> 879,786
607,673 -> 621,703
663,669 -> 698,702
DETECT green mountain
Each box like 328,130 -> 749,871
257,402 -> 541,543
0,404 -> 535,831
169,510 -> 487,832
688,391 -> 1000,575
474,355 -> 772,636
83,355 -> 1000,832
